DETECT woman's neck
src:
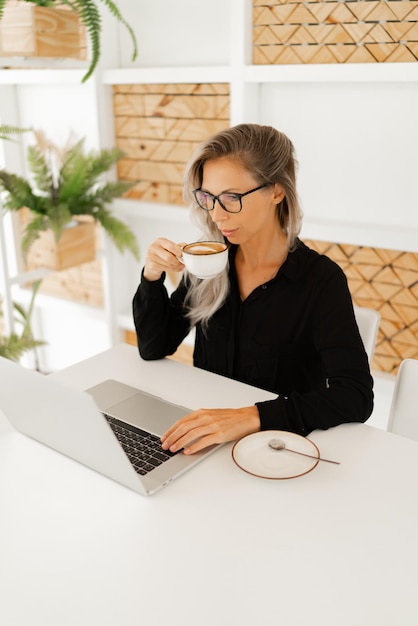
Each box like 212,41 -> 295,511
236,227 -> 288,271
234,228 -> 289,301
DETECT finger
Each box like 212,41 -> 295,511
161,410 -> 208,446
161,422 -> 200,451
183,433 -> 220,455
161,410 -> 205,436
157,238 -> 185,261
146,241 -> 184,274
166,423 -> 215,453
150,246 -> 181,269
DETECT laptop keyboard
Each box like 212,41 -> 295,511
104,414 -> 176,476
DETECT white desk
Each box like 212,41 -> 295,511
1,344 -> 418,626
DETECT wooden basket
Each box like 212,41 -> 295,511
20,209 -> 96,271
0,1 -> 86,59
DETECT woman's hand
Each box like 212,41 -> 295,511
161,406 -> 261,455
143,237 -> 186,281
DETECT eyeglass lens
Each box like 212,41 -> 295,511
194,190 -> 242,213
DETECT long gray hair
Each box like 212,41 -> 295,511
182,123 -> 303,328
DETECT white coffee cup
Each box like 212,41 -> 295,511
182,241 -> 228,279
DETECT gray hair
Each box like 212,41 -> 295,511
182,123 -> 303,328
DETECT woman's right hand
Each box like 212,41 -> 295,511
143,238 -> 186,281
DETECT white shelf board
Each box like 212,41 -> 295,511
0,68 -> 87,85
2,62 -> 416,87
102,66 -> 232,85
8,267 -> 50,287
301,218 -> 418,252
245,62 -> 418,83
113,198 -> 189,223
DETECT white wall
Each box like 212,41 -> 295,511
260,81 -> 418,228
117,0 -> 231,68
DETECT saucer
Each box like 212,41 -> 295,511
232,430 -> 320,479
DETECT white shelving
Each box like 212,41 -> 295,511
0,68 -> 87,84
1,0 -> 418,371
102,66 -> 233,85
244,62 -> 418,83
100,62 -> 418,87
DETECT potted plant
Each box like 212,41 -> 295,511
0,0 -> 138,82
0,129 -> 139,271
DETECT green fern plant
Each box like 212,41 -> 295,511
0,130 -> 139,259
0,280 -> 45,362
0,0 -> 138,82
0,124 -> 31,141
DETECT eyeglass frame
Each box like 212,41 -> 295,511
192,183 -> 271,214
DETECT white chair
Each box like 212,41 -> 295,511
387,358 -> 418,441
354,305 -> 381,364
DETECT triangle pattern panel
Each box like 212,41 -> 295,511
253,1 -> 418,64
113,84 -> 230,206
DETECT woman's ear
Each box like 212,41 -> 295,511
272,183 -> 285,204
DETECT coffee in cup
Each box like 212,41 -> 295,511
182,241 -> 228,279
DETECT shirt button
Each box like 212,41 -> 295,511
262,284 -> 267,289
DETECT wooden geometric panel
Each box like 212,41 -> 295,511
253,1 -> 418,64
113,84 -> 230,205
304,240 -> 418,374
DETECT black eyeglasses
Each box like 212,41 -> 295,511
193,183 -> 270,214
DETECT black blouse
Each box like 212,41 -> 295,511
133,239 -> 374,436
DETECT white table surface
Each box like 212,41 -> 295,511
1,343 -> 418,626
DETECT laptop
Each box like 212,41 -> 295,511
0,357 -> 220,495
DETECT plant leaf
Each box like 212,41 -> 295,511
99,0 -> 138,61
0,280 -> 45,361
27,144 -> 54,194
0,170 -> 37,212
0,334 -> 45,361
21,214 -> 50,256
94,208 -> 139,259
71,0 -> 102,83
0,124 -> 31,141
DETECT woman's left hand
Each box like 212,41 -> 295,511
161,406 -> 261,455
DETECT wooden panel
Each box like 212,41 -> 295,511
0,2 -> 86,59
113,93 -> 229,120
113,83 -> 230,206
114,117 -> 228,142
253,1 -> 418,64
113,84 -> 230,95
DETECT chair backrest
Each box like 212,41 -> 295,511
387,359 -> 418,441
353,305 -> 381,363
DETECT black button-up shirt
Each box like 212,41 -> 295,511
133,240 -> 374,436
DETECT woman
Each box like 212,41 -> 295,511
133,123 -> 373,455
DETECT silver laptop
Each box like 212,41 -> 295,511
0,357 -> 220,495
